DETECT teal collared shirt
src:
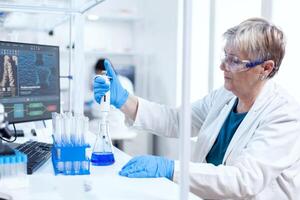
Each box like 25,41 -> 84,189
206,100 -> 247,166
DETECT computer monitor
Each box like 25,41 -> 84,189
0,41 -> 60,124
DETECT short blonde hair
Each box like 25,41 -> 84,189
223,17 -> 286,78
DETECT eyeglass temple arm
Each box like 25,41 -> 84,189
245,60 -> 265,68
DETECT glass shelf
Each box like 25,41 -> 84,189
1,12 -> 68,32
0,0 -> 105,14
0,0 -> 105,32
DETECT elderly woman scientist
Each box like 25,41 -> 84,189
94,18 -> 300,199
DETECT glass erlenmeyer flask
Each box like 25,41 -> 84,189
91,117 -> 115,166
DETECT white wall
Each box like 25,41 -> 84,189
272,1 -> 300,103
133,0 -> 180,158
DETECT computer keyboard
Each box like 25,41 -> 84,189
15,141 -> 52,175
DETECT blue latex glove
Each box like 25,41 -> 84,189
94,59 -> 129,108
119,155 -> 174,180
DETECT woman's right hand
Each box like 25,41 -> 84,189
93,59 -> 129,109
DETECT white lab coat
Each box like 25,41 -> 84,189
126,80 -> 300,200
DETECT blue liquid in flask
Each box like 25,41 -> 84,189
91,152 -> 115,166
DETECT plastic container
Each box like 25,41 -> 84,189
0,150 -> 28,189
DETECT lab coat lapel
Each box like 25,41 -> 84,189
223,81 -> 275,164
193,97 -> 236,162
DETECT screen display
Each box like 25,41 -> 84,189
0,41 -> 60,123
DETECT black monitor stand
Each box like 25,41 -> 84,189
0,142 -> 15,155
0,127 -> 15,155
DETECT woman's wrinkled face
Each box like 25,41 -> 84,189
220,47 -> 265,96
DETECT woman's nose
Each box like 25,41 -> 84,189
220,62 -> 230,72
220,62 -> 226,71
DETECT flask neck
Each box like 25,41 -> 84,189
100,112 -> 109,123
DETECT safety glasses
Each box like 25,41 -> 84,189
221,53 -> 265,72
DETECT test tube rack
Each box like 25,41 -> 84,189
51,142 -> 90,175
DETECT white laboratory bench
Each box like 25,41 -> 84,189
1,130 -> 202,200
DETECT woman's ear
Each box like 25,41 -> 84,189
262,60 -> 275,76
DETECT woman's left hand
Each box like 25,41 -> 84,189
119,155 -> 174,180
